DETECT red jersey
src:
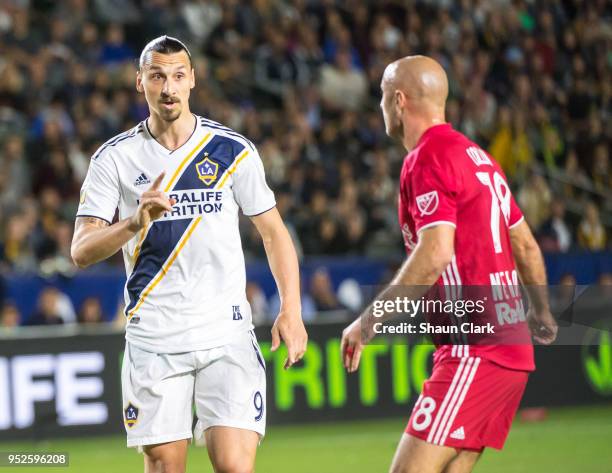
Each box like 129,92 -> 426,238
398,124 -> 534,371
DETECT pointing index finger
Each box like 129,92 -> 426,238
150,172 -> 165,191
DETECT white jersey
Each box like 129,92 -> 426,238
77,115 -> 276,353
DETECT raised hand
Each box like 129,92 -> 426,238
128,172 -> 176,232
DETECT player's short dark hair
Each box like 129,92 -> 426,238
139,35 -> 193,69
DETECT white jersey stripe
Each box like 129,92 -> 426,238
450,255 -> 468,345
433,356 -> 474,445
445,263 -> 455,285
91,124 -> 143,161
200,117 -> 255,150
441,269 -> 451,300
442,269 -> 458,344
439,357 -> 481,445
440,269 -> 460,346
445,262 -> 457,301
451,255 -> 462,299
426,357 -> 468,443
414,394 -> 423,409
451,255 -> 461,284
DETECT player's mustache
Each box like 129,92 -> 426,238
160,96 -> 180,103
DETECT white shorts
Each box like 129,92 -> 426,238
121,329 -> 266,448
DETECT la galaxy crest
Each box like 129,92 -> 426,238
196,153 -> 219,186
124,403 -> 139,428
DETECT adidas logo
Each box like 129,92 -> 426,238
134,173 -> 150,186
450,426 -> 465,440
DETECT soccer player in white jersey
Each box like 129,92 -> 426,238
71,36 -> 307,473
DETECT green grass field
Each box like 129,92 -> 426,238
2,405 -> 611,472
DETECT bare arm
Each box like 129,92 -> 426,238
342,224 -> 455,372
251,208 -> 301,313
509,220 -> 549,312
71,217 -> 139,268
71,172 -> 175,269
391,224 -> 455,286
251,207 -> 307,368
362,224 -> 455,325
510,220 -> 557,344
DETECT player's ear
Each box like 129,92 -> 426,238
395,90 -> 407,109
394,90 -> 406,115
136,70 -> 144,93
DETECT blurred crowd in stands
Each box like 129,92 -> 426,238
0,0 -> 610,326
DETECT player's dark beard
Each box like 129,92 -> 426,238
159,97 -> 181,122
161,109 -> 181,122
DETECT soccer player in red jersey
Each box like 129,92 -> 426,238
341,56 -> 558,473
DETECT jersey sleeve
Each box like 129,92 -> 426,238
508,194 -> 524,229
76,149 -> 120,224
232,147 -> 276,216
410,153 -> 458,233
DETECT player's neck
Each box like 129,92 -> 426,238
402,116 -> 446,151
147,111 -> 196,151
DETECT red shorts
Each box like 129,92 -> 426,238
406,356 -> 528,450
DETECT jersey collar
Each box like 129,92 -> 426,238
144,114 -> 199,154
416,123 -> 452,148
